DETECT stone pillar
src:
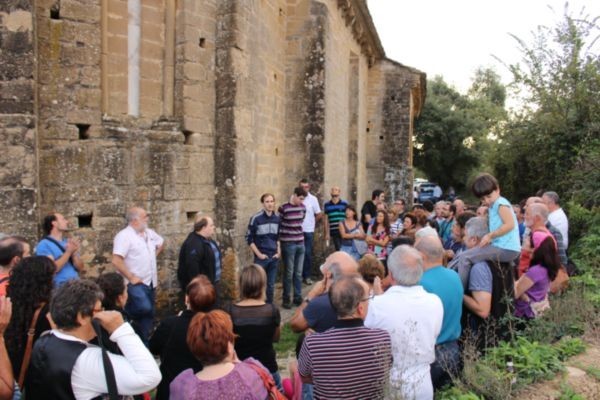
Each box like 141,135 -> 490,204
0,2 -> 38,240
367,59 -> 425,204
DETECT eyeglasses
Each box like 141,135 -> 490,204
360,294 -> 374,302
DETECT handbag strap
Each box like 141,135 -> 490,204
92,319 -> 119,400
247,362 -> 279,397
18,302 -> 46,388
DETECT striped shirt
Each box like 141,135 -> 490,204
324,199 -> 348,235
298,319 -> 392,400
278,202 -> 306,243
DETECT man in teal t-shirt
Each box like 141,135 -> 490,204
416,235 -> 463,390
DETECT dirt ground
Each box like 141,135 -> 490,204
517,337 -> 600,399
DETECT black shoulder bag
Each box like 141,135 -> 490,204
92,319 -> 119,400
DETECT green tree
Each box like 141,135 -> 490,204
490,5 -> 600,203
413,70 -> 507,192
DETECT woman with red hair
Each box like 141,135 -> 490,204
169,310 -> 269,399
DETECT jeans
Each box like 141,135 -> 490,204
431,340 -> 461,390
340,244 -> 360,261
271,371 -> 283,393
125,283 -> 155,346
282,242 -> 305,303
302,232 -> 314,280
255,256 -> 279,304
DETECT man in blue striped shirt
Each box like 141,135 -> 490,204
323,186 -> 348,251
246,193 -> 281,303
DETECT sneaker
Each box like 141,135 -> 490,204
293,298 -> 303,306
303,278 -> 313,285
282,301 -> 292,310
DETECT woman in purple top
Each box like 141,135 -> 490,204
514,231 -> 560,319
169,310 -> 268,400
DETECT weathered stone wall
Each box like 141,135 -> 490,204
0,1 -> 37,241
367,59 -> 425,204
0,0 -> 424,312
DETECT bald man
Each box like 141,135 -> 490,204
290,251 -> 358,333
323,186 -> 348,251
416,236 -> 463,390
113,206 -> 164,344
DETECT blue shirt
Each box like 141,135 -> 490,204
303,294 -> 338,333
36,237 -> 79,286
208,241 -> 222,282
489,196 -> 521,252
420,266 -> 463,344
323,199 -> 348,235
245,210 -> 280,256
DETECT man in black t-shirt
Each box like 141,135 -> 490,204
361,189 -> 385,231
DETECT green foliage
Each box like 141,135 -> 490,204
435,387 -> 483,400
273,323 -> 300,358
490,6 -> 600,203
564,202 -> 598,248
485,337 -> 563,384
557,383 -> 586,400
554,337 -> 586,360
413,70 -> 507,192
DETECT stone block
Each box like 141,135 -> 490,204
61,0 -> 101,23
140,39 -> 164,61
66,109 -> 102,125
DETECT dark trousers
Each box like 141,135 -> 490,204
331,231 -> 342,251
302,232 -> 314,279
431,340 -> 460,390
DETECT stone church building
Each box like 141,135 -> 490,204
0,0 -> 424,309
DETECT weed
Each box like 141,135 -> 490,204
557,382 -> 585,400
274,323 -> 300,358
554,337 -> 586,360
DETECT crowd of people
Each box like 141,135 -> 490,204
0,173 -> 573,399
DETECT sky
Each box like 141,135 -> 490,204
368,0 -> 600,94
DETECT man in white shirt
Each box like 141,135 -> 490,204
364,245 -> 443,400
299,179 -> 322,285
26,279 -> 161,399
112,207 -> 164,344
542,191 -> 569,249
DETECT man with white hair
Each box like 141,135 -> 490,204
453,199 -> 465,216
365,245 -> 443,400
112,206 -> 164,344
519,202 -> 567,275
542,191 -> 569,249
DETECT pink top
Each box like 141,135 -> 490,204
169,358 -> 268,400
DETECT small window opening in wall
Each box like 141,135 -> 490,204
50,5 -> 60,20
366,127 -> 370,132
77,214 -> 93,228
186,211 -> 198,223
274,73 -> 277,80
183,130 -> 193,145
279,8 -> 283,16
77,124 -> 90,139
391,95 -> 396,101
76,41 -> 85,48
379,136 -> 384,140
199,37 -> 206,48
